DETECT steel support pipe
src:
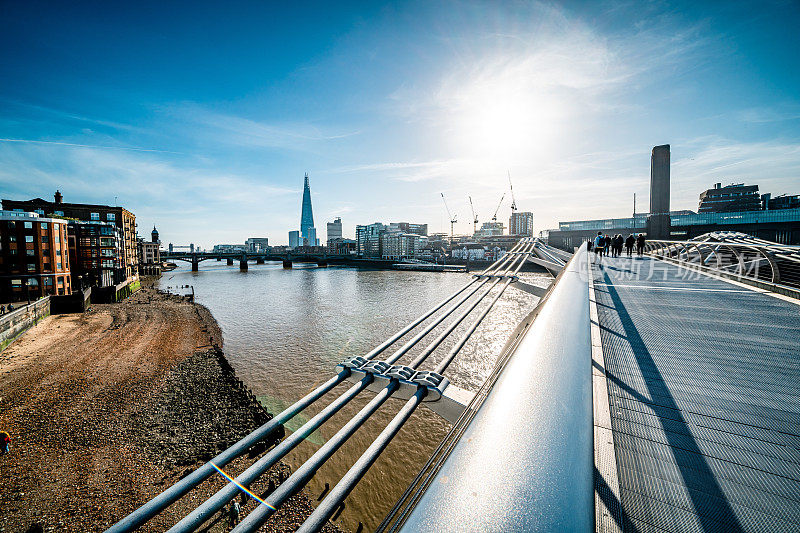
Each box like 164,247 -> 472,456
106,371 -> 349,533
232,383 -> 400,531
395,246 -> 593,532
166,377 -> 373,532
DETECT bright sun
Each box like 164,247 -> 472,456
445,73 -> 563,164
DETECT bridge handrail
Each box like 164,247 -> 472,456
383,243 -> 593,532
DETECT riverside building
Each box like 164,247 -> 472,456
2,191 -> 139,281
0,210 -> 71,301
68,220 -> 125,288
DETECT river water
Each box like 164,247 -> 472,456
160,261 -> 550,531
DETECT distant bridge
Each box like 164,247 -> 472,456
163,250 -> 362,271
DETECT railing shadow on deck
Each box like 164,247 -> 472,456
600,268 -> 744,531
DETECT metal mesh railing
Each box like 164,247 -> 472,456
644,231 -> 800,290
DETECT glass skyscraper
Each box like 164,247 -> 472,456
300,173 -> 316,244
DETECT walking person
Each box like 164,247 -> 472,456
625,234 -> 635,256
593,232 -> 605,261
636,233 -> 646,256
1,431 -> 10,455
604,234 -> 612,257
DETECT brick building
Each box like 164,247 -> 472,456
2,191 -> 138,281
0,210 -> 71,301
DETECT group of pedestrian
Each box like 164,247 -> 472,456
0,303 -> 13,314
592,232 -> 646,259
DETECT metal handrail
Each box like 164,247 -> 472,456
380,244 -> 593,532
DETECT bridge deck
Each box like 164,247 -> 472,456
591,256 -> 800,533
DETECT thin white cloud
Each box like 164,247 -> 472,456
0,138 -> 182,154
166,104 -> 360,150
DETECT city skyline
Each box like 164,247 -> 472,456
2,1 -> 799,247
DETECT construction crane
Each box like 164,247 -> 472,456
491,193 -> 505,222
441,192 -> 457,246
508,170 -> 517,213
468,195 -> 478,234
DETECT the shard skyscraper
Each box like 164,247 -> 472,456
300,173 -> 317,245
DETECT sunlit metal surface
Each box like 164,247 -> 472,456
394,246 -> 593,532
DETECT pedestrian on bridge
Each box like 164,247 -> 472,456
636,233 -> 646,256
625,234 -> 635,256
593,232 -> 605,260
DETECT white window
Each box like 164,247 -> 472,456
24,221 -> 33,229
41,222 -> 48,229
90,212 -> 100,221
57,262 -> 62,270
25,236 -> 34,243
106,213 -> 115,221
27,264 -> 35,271
11,279 -> 22,286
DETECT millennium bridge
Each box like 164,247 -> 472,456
111,233 -> 800,532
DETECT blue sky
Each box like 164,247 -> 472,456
1,1 -> 799,247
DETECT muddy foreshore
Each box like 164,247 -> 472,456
0,280 -> 343,533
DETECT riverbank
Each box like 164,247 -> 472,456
0,280 -> 343,532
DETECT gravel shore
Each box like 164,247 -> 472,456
0,281 -> 343,533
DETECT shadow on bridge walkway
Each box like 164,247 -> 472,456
592,256 -> 800,533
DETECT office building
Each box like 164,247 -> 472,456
327,217 -> 343,247
388,222 -> 428,236
648,144 -> 671,239
288,231 -> 301,249
3,191 -> 138,281
699,183 -> 761,213
0,210 -> 71,301
356,223 -> 385,258
245,237 -> 270,252
509,212 -> 534,236
306,227 -> 319,247
763,193 -> 800,211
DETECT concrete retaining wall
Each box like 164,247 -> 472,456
0,297 -> 51,351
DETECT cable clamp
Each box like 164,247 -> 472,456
337,359 -> 450,401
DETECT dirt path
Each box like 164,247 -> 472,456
0,285 -> 342,533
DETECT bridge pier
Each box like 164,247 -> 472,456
240,257 -> 248,271
256,257 -> 265,264
216,257 -> 221,261
227,258 -> 234,266
283,260 -> 292,269
316,260 -> 328,267
191,258 -> 199,272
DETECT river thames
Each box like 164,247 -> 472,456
161,261 -> 549,531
